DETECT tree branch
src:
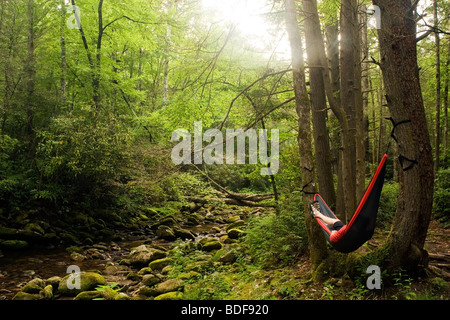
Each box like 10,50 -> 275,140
218,69 -> 292,130
103,15 -> 163,32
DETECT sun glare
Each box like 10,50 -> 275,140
201,0 -> 290,60
202,0 -> 269,36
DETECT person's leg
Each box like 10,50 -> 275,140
311,205 -> 341,226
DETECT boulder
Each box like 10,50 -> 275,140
227,228 -> 245,239
137,267 -> 153,276
142,274 -> 164,287
45,276 -> 62,290
115,293 -> 130,300
0,239 -> 28,250
70,252 -> 85,262
186,260 -> 213,273
218,250 -> 237,264
156,225 -> 176,241
176,271 -> 201,280
138,286 -> 158,297
41,285 -> 53,300
151,216 -> 177,230
0,226 -> 18,239
149,258 -> 172,271
173,227 -> 196,240
226,220 -> 246,231
58,272 -> 106,296
201,240 -> 223,252
156,278 -> 184,294
13,279 -> 53,300
154,291 -> 183,300
24,223 -> 45,235
74,290 -> 103,300
22,278 -> 45,294
128,245 -> 167,267
12,292 -> 41,300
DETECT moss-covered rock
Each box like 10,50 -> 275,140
0,226 -> 18,239
218,250 -> 237,264
74,290 -> 104,300
186,260 -> 213,273
201,240 -> 223,251
59,232 -> 80,245
139,286 -> 158,297
142,274 -> 163,287
173,227 -> 196,240
115,293 -> 131,300
226,220 -> 246,231
128,244 -> 167,267
176,271 -> 201,280
156,225 -> 176,241
58,272 -> 106,296
154,291 -> 183,300
0,239 -> 28,250
151,216 -> 177,230
24,223 -> 45,235
156,278 -> 184,294
41,285 -> 53,300
12,292 -> 41,300
149,257 -> 173,271
227,228 -> 245,239
22,278 -> 45,294
45,276 -> 62,290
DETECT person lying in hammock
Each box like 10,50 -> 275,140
311,202 -> 347,243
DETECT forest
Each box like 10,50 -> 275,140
0,0 -> 448,303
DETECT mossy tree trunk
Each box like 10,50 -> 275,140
302,0 -> 336,210
285,0 -> 328,270
373,0 -> 434,274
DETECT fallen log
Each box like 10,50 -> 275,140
428,253 -> 450,262
185,196 -> 274,207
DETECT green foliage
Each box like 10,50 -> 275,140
94,282 -> 121,300
243,197 -> 308,268
35,108 -> 132,209
433,168 -> 450,226
0,134 -> 19,195
0,134 -> 33,212
377,181 -> 398,229
391,269 -> 416,300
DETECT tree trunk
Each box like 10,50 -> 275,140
433,0 -> 441,174
162,1 -> 172,104
25,0 -> 35,145
325,15 -> 342,214
302,0 -> 336,209
60,0 -> 67,108
302,0 -> 353,221
71,0 -> 98,109
356,3 -> 368,202
444,39 -> 449,167
339,0 -> 358,216
285,0 -> 327,270
325,23 -> 340,106
373,0 -> 434,273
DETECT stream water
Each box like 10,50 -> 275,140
0,223 -> 219,300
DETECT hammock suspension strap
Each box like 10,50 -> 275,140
385,117 -> 418,172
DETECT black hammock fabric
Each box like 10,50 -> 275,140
313,154 -> 388,253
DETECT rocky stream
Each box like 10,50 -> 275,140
0,202 -> 261,300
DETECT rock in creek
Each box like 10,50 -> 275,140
127,244 -> 167,267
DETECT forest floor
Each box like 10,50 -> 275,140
0,202 -> 449,301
